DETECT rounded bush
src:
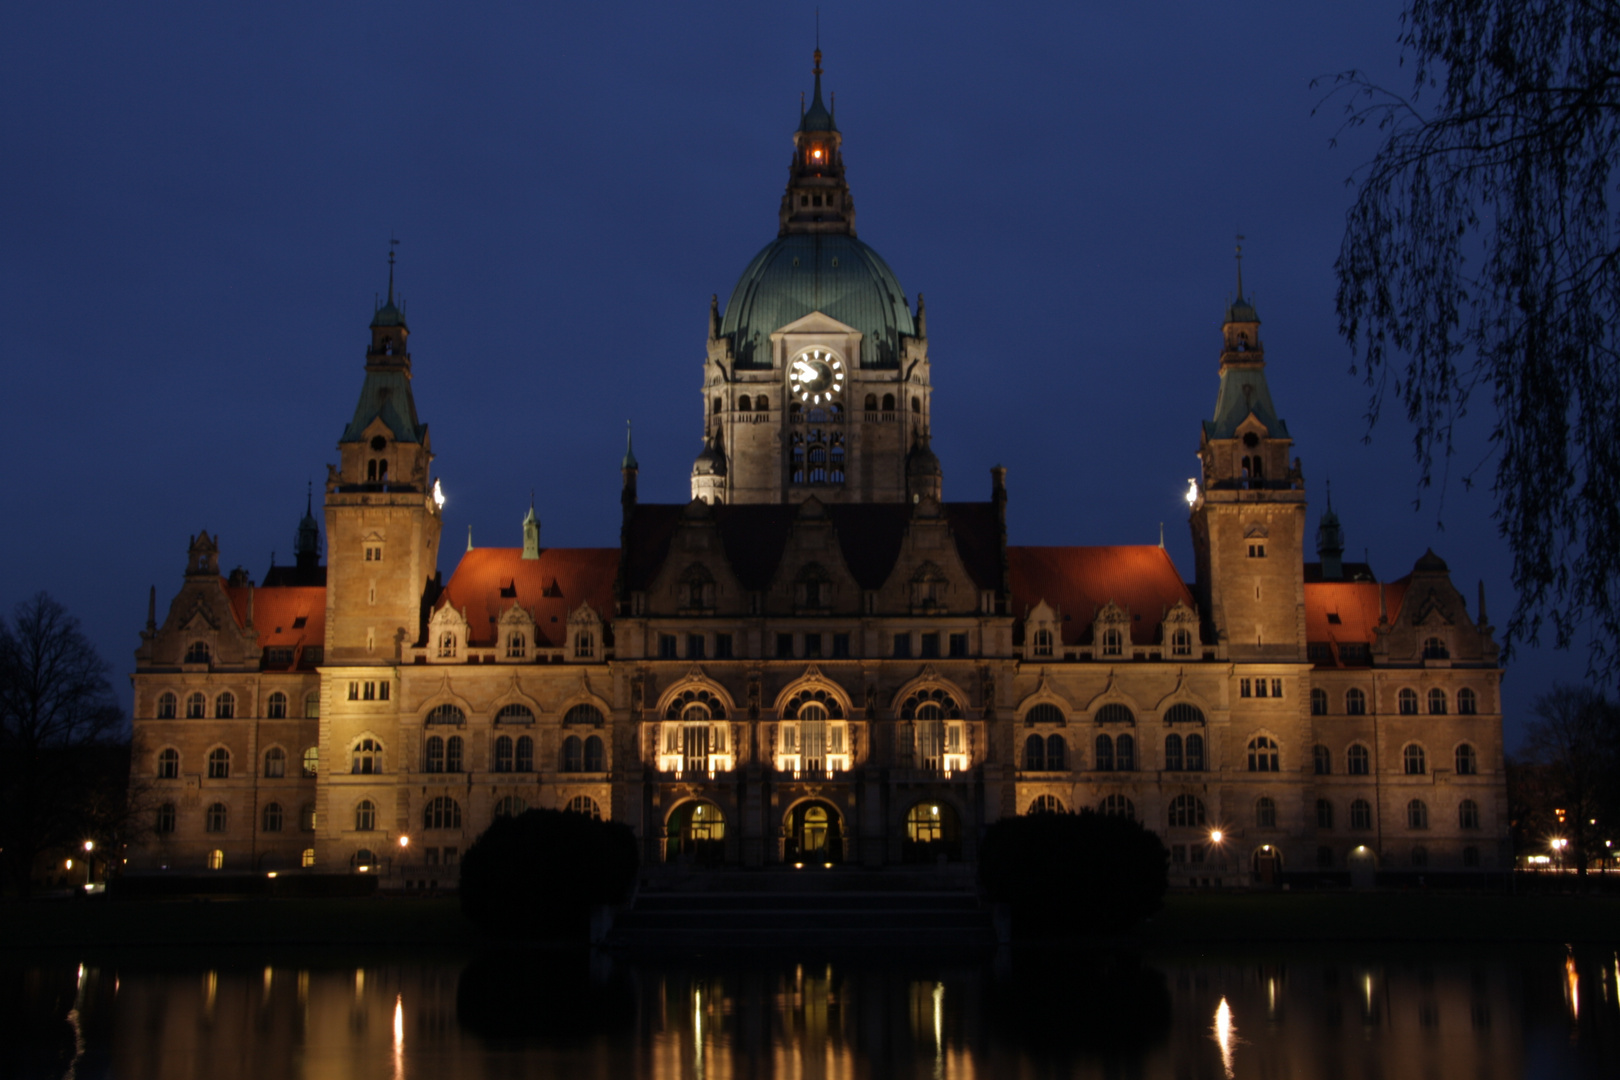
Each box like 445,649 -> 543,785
978,809 -> 1168,936
459,808 -> 639,938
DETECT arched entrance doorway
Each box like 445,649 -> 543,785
785,800 -> 844,864
1252,845 -> 1282,886
901,801 -> 962,863
666,800 -> 727,864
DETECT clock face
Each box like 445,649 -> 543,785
789,348 -> 844,405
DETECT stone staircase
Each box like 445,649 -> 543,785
604,867 -> 995,950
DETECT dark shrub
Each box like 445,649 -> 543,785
459,808 -> 638,938
978,809 -> 1168,936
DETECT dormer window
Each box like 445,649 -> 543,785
506,633 -> 526,659
364,545 -> 383,562
574,631 -> 595,659
184,641 -> 210,665
1422,636 -> 1450,660
1171,628 -> 1193,657
1032,629 -> 1054,657
438,633 -> 457,658
1101,628 -> 1123,657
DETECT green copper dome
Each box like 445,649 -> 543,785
720,233 -> 915,370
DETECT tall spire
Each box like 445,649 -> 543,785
781,46 -> 852,235
387,232 -> 399,305
522,493 -> 540,560
1316,478 -> 1345,580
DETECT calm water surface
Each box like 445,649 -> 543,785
7,943 -> 1618,1079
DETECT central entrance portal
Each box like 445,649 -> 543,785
785,800 -> 844,864
666,800 -> 727,864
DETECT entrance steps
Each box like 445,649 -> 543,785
606,868 -> 994,950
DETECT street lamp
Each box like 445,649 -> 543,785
82,840 -> 94,887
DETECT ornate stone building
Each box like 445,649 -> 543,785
129,53 -> 1507,886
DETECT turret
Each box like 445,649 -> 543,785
293,483 -> 321,573
778,49 -> 856,237
521,499 -> 540,560
906,431 -> 942,503
1316,483 -> 1345,581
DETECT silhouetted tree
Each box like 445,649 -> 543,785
1514,684 -> 1620,875
0,593 -> 126,896
459,808 -> 639,939
1324,2 -> 1620,677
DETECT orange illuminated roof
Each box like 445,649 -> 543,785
225,583 -> 326,664
1304,578 -> 1410,653
1008,546 -> 1196,645
436,547 -> 619,647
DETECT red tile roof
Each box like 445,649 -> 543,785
1304,578 -> 1410,648
1008,546 -> 1196,645
435,547 -> 619,647
225,584 -> 327,664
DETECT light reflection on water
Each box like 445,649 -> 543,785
6,946 -> 1619,1079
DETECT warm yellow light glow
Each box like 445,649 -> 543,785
358,866 -> 368,873
824,862 -> 833,869
1185,478 -> 1198,507
393,992 -> 404,1076
83,840 -> 94,852
399,835 -> 410,848
1210,830 -> 1224,844
1567,951 -> 1580,1020
64,859 -> 72,870
794,862 -> 805,869
431,479 -> 445,509
1212,997 -> 1236,1078
267,871 -> 278,879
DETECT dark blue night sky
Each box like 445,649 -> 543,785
0,2 -> 1584,744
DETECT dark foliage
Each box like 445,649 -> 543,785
1323,1 -> 1620,678
978,810 -> 1169,935
459,808 -> 639,938
0,593 -> 129,897
456,950 -> 636,1042
1510,684 -> 1620,872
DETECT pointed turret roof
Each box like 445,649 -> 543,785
799,48 -> 837,132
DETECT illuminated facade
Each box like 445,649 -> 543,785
129,53 -> 1507,885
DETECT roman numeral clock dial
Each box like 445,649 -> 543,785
789,348 -> 844,405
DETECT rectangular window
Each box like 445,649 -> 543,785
1240,678 -> 1252,698
1271,678 -> 1283,698
920,632 -> 940,658
658,634 -> 678,659
776,633 -> 795,658
347,682 -> 359,701
362,681 -> 376,701
687,633 -> 705,660
1339,643 -> 1371,665
831,633 -> 850,659
805,633 -> 823,659
1307,642 -> 1333,662
1248,543 -> 1266,558
893,633 -> 912,659
715,633 -> 734,660
364,546 -> 382,562
1255,679 -> 1268,699
949,632 -> 969,658
265,647 -> 293,665
378,681 -> 390,701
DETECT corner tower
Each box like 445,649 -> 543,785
1188,264 -> 1307,660
323,252 -> 443,664
697,50 -> 932,505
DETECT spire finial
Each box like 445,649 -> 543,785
305,479 -> 313,516
1234,233 -> 1245,300
387,232 -> 400,305
1325,476 -> 1333,512
467,524 -> 473,552
622,419 -> 639,471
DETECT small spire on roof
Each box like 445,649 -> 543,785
622,420 -> 639,471
1235,233 -> 1244,299
387,232 -> 399,305
467,524 -> 473,552
1159,522 -> 1165,549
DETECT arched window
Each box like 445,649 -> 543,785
1094,703 -> 1136,726
1404,744 -> 1427,775
1455,743 -> 1478,775
1100,628 -> 1124,657
1032,629 -> 1054,656
1164,703 -> 1204,726
157,692 -> 178,719
516,735 -> 534,772
205,802 -> 228,833
584,735 -> 605,772
1115,733 -> 1136,771
1171,628 -> 1193,657
881,393 -> 896,412
1164,733 -> 1184,771
301,848 -> 316,868
1316,798 -> 1334,829
1422,636 -> 1449,660
1310,688 -> 1328,716
911,395 -> 921,413
1028,795 -> 1065,814
1347,743 -> 1370,775
565,703 -> 605,727
1407,799 -> 1429,829
1345,687 -> 1367,715
426,704 -> 465,726
1186,733 -> 1206,771
506,633 -> 526,659
494,795 -> 528,817
208,850 -> 225,871
438,632 -> 457,658
1313,745 -> 1331,775
1025,703 -> 1065,726
301,746 -> 319,778
863,393 -> 876,411
756,395 -> 770,414
186,692 -> 206,719
185,641 -> 211,665
157,748 -> 180,779
263,747 -> 285,778
1459,799 -> 1480,829
423,797 -> 461,831
1247,736 -> 1279,773
355,848 -> 378,869
266,691 -> 287,719
207,747 -> 230,779
1023,734 -> 1045,771
445,735 -> 464,773
1428,688 -> 1448,715
304,692 -> 321,719
738,395 -> 752,412
262,803 -> 283,832
562,735 -> 583,773
213,692 -> 234,719
1168,794 -> 1206,828
494,735 -> 514,773
1099,794 -> 1135,819
1255,797 -> 1277,828
424,735 -> 446,773
496,703 -> 536,725
355,800 -> 376,831
351,738 -> 382,775
1457,687 -> 1478,714
1398,688 -> 1419,715
567,796 -> 602,820
1094,733 -> 1114,771
1046,734 -> 1067,771
1350,799 -> 1373,830
155,803 -> 177,834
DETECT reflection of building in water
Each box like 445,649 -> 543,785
127,48 -> 1507,888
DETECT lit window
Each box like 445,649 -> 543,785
301,746 -> 319,778
301,848 -> 316,868
208,849 -> 224,870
